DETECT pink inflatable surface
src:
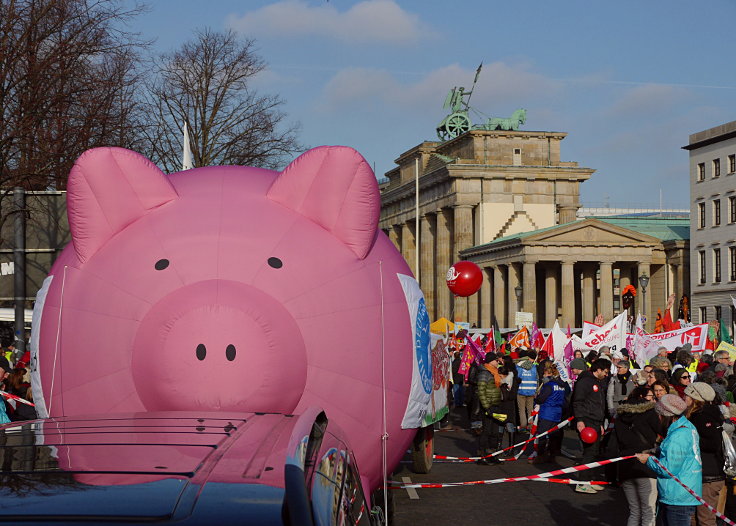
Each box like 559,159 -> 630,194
31,146 -> 416,490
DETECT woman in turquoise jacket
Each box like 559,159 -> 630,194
636,393 -> 702,526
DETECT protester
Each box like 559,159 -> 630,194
531,362 -> 569,464
685,382 -> 725,526
649,356 -> 673,376
476,353 -> 504,464
672,349 -> 698,382
451,351 -> 465,407
497,362 -> 518,455
0,357 -> 11,424
670,368 -> 691,399
570,357 -> 587,379
615,386 -> 661,526
515,350 -> 538,433
651,381 -> 671,401
636,394 -> 702,526
608,359 -> 635,417
714,350 -> 734,377
572,358 -> 611,494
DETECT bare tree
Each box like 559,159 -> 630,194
142,29 -> 303,173
0,0 -> 148,243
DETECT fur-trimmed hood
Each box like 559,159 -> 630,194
616,400 -> 656,415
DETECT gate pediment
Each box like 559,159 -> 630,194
525,219 -> 660,246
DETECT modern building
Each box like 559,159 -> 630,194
684,121 -> 736,325
380,128 -> 690,330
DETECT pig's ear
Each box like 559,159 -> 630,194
67,147 -> 178,263
267,146 -> 379,259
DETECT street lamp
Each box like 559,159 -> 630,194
515,285 -> 522,310
639,273 -> 649,321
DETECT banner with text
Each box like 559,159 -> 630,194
580,312 -> 628,352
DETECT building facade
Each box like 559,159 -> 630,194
380,129 -> 690,330
684,121 -> 736,325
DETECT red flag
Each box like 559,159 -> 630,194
483,332 -> 496,353
508,326 -> 530,349
662,309 -> 679,332
541,330 -> 554,356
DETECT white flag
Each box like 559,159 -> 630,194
182,122 -> 194,171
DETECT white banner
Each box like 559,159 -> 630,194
580,312 -> 628,353
398,274 -> 433,429
647,323 -> 709,352
631,313 -> 661,365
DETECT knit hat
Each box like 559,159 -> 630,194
655,394 -> 688,417
570,358 -> 587,371
684,382 -> 716,402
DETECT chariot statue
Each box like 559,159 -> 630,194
435,63 -> 527,141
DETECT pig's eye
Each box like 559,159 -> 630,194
267,257 -> 283,269
155,259 -> 169,270
226,344 -> 236,361
196,344 -> 206,361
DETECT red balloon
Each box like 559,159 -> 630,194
446,261 -> 483,297
580,427 -> 598,444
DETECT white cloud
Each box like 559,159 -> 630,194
226,0 -> 428,44
319,62 -> 563,114
605,83 -> 691,119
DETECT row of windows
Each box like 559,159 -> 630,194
698,246 -> 736,284
696,195 -> 736,228
696,154 -> 736,181
699,305 -> 736,324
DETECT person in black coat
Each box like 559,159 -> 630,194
614,385 -> 663,526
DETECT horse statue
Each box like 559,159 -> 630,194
482,108 -> 527,131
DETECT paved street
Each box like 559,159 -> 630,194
392,408 -> 629,526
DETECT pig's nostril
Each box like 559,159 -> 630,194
226,344 -> 236,361
196,344 -> 207,361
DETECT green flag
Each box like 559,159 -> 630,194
721,318 -> 733,344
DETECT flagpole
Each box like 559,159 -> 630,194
415,157 -> 420,281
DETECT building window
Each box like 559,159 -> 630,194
699,250 -> 706,284
714,199 -> 721,226
731,196 -> 736,223
731,247 -> 736,281
730,154 -> 736,174
512,148 -> 521,166
714,248 -> 722,282
714,158 -> 721,178
698,163 -> 705,181
699,202 -> 706,228
731,305 -> 736,325
700,306 -> 707,323
716,305 -> 723,321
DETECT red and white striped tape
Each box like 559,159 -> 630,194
389,477 -> 609,489
0,390 -> 34,407
390,454 -> 634,489
434,417 -> 573,462
650,457 -> 736,526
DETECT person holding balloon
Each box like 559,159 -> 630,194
572,358 -> 612,494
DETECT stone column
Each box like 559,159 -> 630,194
582,265 -> 596,323
561,260 -> 575,327
523,262 -> 536,318
435,209 -> 452,320
673,264 -> 682,301
545,265 -> 558,328
453,205 -> 474,322
638,262 -> 651,330
494,266 -> 506,328
559,204 -> 579,224
419,214 -> 436,321
481,267 -> 492,328
600,261 -> 614,321
388,225 -> 401,252
507,263 -> 520,327
401,222 -> 416,277
619,266 -> 631,311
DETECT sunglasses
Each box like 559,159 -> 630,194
681,375 -> 690,379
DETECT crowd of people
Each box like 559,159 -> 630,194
0,340 -> 36,423
450,341 -> 736,526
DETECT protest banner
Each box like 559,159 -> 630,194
647,323 -> 709,352
580,312 -> 627,352
716,341 -> 736,361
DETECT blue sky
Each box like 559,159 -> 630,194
132,0 -> 736,208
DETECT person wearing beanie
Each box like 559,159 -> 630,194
570,358 -> 587,377
684,382 -> 725,526
637,393 -> 702,525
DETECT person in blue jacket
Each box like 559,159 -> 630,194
636,393 -> 702,526
529,362 -> 569,464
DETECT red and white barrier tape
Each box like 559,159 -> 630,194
389,477 -> 609,489
390,454 -> 633,489
650,457 -> 736,526
0,390 -> 34,407
434,417 -> 573,462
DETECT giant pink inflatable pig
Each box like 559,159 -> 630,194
30,146 -> 424,490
